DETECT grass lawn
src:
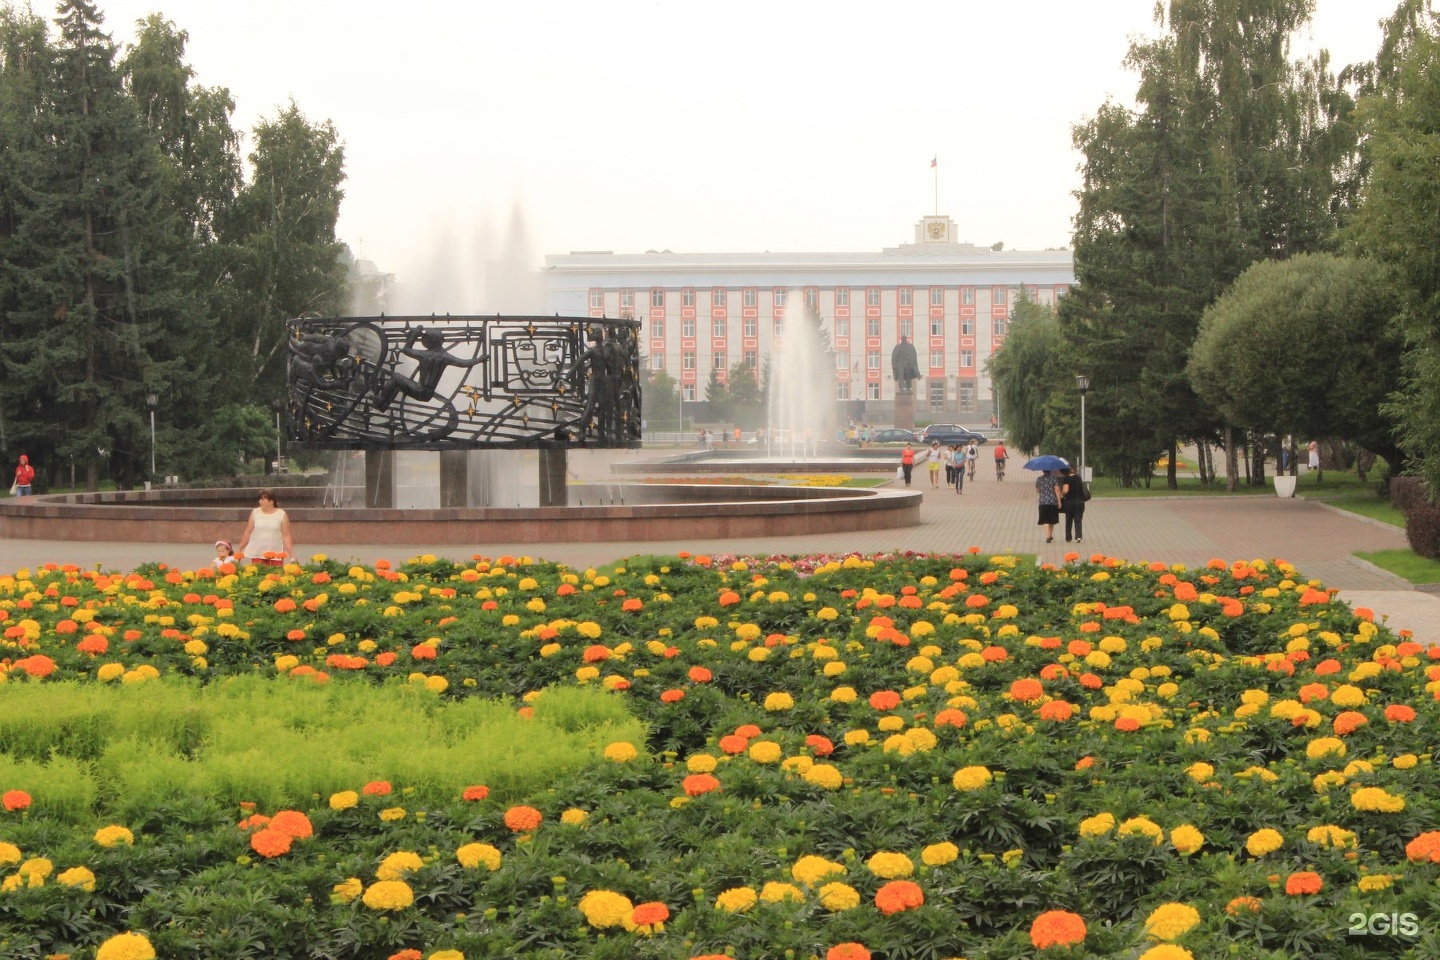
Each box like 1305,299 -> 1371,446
1091,470 -> 1383,498
1355,548 -> 1440,585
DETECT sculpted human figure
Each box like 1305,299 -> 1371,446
372,327 -> 484,411
891,337 -> 922,393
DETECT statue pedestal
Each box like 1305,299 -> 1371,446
893,392 -> 916,430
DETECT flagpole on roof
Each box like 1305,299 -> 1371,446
932,155 -> 938,215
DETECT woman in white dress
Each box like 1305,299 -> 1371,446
237,488 -> 295,566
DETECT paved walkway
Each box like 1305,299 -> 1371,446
3,457 -> 1437,643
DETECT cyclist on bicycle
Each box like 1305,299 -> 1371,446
993,440 -> 1008,481
965,441 -> 979,481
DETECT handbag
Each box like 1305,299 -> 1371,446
896,466 -> 904,480
1082,483 -> 1092,502
8,481 -> 15,496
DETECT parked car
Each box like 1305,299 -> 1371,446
919,424 -> 988,445
869,428 -> 917,444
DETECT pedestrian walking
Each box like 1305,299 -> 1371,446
1060,466 -> 1087,543
926,441 -> 944,488
900,443 -> 915,486
11,454 -> 34,497
1036,469 -> 1061,543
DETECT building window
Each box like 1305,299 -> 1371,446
835,317 -> 850,337
929,380 -> 946,412
712,288 -> 726,307
867,288 -> 880,307
993,315 -> 1007,336
836,350 -> 850,369
930,350 -> 943,368
744,288 -> 757,307
962,287 -> 974,305
774,319 -> 785,338
683,384 -> 695,401
867,350 -> 880,369
868,382 -> 881,401
959,382 -> 976,411
744,317 -> 757,338
713,317 -> 726,337
900,318 -> 912,339
589,290 -> 603,309
899,288 -> 912,307
651,288 -> 664,308
805,289 -> 817,309
683,289 -> 695,307
744,350 -> 758,369
867,317 -> 880,337
836,288 -> 849,306
961,349 -> 973,368
713,353 -> 726,370
682,317 -> 695,338
930,287 -> 944,306
837,381 -> 851,400
682,351 -> 695,370
650,319 -> 664,338
651,353 -> 664,370
961,317 -> 973,336
774,288 -> 787,306
930,317 -> 943,336
993,287 -> 1007,306
620,290 -> 634,308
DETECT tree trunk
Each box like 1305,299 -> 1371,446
1224,424 -> 1238,492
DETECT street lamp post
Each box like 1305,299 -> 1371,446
145,393 -> 158,481
1075,375 -> 1090,482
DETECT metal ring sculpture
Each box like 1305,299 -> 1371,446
286,315 -> 642,450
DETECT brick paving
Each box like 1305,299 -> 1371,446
3,455 -> 1437,642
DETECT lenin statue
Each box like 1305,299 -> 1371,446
891,337 -> 922,394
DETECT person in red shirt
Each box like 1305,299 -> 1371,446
899,444 -> 916,486
993,441 -> 1009,480
13,454 -> 35,496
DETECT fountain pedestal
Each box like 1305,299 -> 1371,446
893,391 -> 916,430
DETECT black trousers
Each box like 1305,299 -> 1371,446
1064,507 -> 1085,541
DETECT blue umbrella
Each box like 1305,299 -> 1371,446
1023,455 -> 1070,472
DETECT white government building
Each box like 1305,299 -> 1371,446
543,215 -> 1075,425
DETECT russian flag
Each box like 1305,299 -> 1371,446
930,155 -> 937,168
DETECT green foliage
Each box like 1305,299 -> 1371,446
986,292 -> 1064,455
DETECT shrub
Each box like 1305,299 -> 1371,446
1389,474 -> 1429,515
1404,499 -> 1440,559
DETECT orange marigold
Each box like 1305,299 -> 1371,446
268,810 -> 314,839
874,880 -> 924,915
462,785 -> 490,802
503,805 -> 543,832
250,827 -> 293,858
1038,700 -> 1075,722
682,774 -> 721,796
2,790 -> 32,811
1333,711 -> 1367,735
1284,871 -> 1323,896
1030,909 -> 1087,948
806,734 -> 835,756
1385,704 -> 1417,723
1010,678 -> 1045,702
1405,831 -> 1440,863
827,944 -> 872,960
868,690 -> 902,711
362,781 -> 392,796
688,666 -> 713,683
1226,896 -> 1263,916
718,734 -> 749,755
631,901 -> 670,927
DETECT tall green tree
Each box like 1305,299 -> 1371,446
1188,253 -> 1405,478
986,292 -> 1064,456
0,0 -> 204,489
221,102 -> 347,394
725,359 -> 762,428
1067,0 -> 1359,487
1345,1 -> 1440,493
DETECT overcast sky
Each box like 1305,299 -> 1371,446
89,0 -> 1401,290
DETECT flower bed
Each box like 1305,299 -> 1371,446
1,550 -> 1438,960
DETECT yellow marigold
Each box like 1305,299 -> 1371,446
1330,684 -> 1367,708
1351,786 -> 1405,813
379,807 -> 406,822
763,691 -> 794,711
1144,902 -> 1201,941
603,742 -> 639,763
922,841 -> 959,866
1358,874 -> 1393,892
817,880 -> 861,911
1306,825 -> 1356,849
0,842 -> 22,866
952,765 -> 993,791
330,790 -> 359,811
715,886 -> 758,912
56,865 -> 96,890
843,729 -> 870,746
1118,817 -> 1164,844
376,850 -> 425,881
803,763 -> 844,790
748,740 -> 783,764
759,880 -> 805,902
560,808 -> 588,825
687,754 -> 718,773
94,825 -> 135,847
831,686 -> 858,703
1306,737 -> 1346,760
333,877 -> 363,902
865,851 -> 915,879
362,879 -> 414,911
456,843 -> 501,871
1246,828 -> 1284,857
1079,813 -> 1116,839
578,889 -> 634,929
1170,825 -> 1205,855
95,932 -> 157,960
1138,947 -> 1195,960
792,855 -> 846,887
1185,762 -> 1214,783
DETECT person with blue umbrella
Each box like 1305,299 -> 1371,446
1025,455 -> 1069,543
